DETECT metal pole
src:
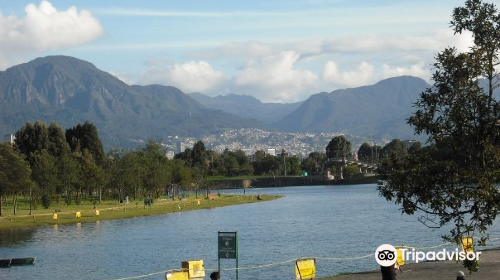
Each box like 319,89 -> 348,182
218,231 -> 221,274
236,231 -> 238,280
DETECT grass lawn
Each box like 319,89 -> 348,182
0,194 -> 281,229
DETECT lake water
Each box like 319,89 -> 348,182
1,184 -> 499,280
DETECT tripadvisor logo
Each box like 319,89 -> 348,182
375,244 -> 482,266
375,244 -> 397,267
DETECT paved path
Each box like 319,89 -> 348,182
321,249 -> 500,280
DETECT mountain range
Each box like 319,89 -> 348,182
0,55 -> 429,149
0,56 -> 263,148
189,92 -> 303,124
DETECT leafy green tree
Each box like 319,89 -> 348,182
66,121 -> 105,165
30,150 -> 58,208
141,141 -> 171,198
192,141 -> 208,169
171,159 -> 193,186
253,154 -> 280,176
47,123 -> 70,158
0,143 -> 34,215
14,121 -> 49,164
286,156 -> 302,175
380,139 -> 408,160
58,154 -> 82,205
379,1 -> 500,272
301,152 -> 326,174
326,136 -> 352,160
357,143 -> 382,162
80,150 -> 105,204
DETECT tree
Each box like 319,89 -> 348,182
0,143 -> 34,215
14,121 -> 49,164
192,141 -> 208,169
326,136 -> 352,160
30,150 -> 58,208
58,154 -> 82,205
380,139 -> 408,160
66,121 -> 105,165
286,156 -> 302,175
47,123 -> 70,158
301,152 -> 326,174
357,142 -> 382,162
379,0 -> 500,272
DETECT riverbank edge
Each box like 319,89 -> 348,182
206,174 -> 378,189
318,248 -> 500,280
0,194 -> 281,230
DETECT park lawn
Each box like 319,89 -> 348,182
0,194 -> 281,229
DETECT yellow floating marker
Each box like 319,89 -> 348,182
165,270 -> 189,280
75,211 -> 81,218
295,258 -> 316,280
395,246 -> 405,267
461,237 -> 474,253
52,213 -> 58,220
182,260 -> 205,279
197,200 -> 200,206
95,210 -> 100,216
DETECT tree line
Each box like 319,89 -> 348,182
1,119 -> 423,216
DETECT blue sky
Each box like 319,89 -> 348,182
0,0 -> 484,102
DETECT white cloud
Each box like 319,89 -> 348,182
0,1 -> 103,65
235,51 -> 318,102
382,62 -> 431,81
142,61 -> 227,93
322,61 -> 374,88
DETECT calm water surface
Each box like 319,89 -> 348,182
1,184 -> 499,280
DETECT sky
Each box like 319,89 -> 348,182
0,0 -> 487,103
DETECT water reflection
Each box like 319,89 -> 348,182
0,228 -> 35,247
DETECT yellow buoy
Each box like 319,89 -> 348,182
52,213 -> 58,220
396,246 -> 405,267
295,258 -> 316,280
95,210 -> 100,216
165,270 -> 189,280
461,237 -> 474,253
75,211 -> 81,218
181,260 -> 205,278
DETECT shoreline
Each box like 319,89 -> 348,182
319,248 -> 500,280
0,194 -> 281,230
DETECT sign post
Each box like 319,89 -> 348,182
218,231 -> 238,280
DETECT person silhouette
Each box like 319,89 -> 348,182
210,271 -> 220,280
380,265 -> 396,280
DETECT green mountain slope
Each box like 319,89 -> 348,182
189,92 -> 303,124
273,76 -> 430,140
0,56 -> 262,148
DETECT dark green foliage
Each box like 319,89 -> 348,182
379,1 -> 500,272
357,143 -> 382,162
47,123 -> 70,158
252,154 -> 280,176
66,121 -> 105,165
301,152 -> 326,174
326,136 -> 352,160
30,150 -> 58,198
0,143 -> 35,215
14,121 -> 49,164
41,194 -> 51,209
